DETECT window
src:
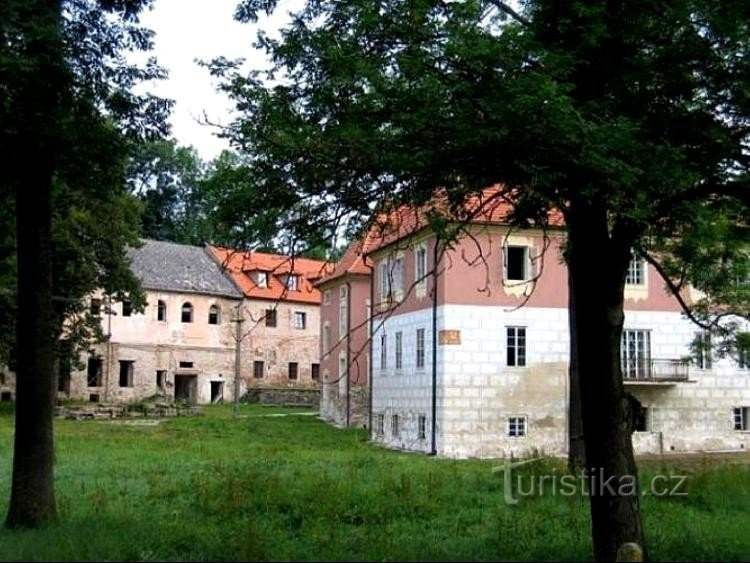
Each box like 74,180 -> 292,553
508,416 -> 527,437
253,270 -> 268,288
622,330 -> 651,379
416,328 -> 425,369
392,256 -> 404,295
122,300 -> 132,317
626,255 -> 645,285
395,331 -> 403,370
418,415 -> 426,440
119,360 -> 134,387
391,414 -> 399,437
293,311 -> 307,330
179,361 -> 194,368
380,333 -> 387,370
338,354 -> 347,394
288,362 -> 298,380
738,334 -> 750,368
284,274 -> 299,291
181,302 -> 193,323
156,370 -> 166,390
694,331 -> 712,370
506,326 -> 527,367
734,407 -> 749,431
311,363 -> 320,381
87,357 -> 103,387
380,261 -> 390,301
208,305 -> 221,325
265,309 -> 277,327
157,300 -> 166,322
339,287 -> 348,336
323,289 -> 331,304
253,361 -> 264,379
415,245 -> 427,286
375,414 -> 385,436
90,298 -> 101,316
322,323 -> 331,357
504,246 -> 530,281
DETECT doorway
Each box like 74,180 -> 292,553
210,381 -> 224,404
174,374 -> 197,404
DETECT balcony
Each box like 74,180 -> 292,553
622,358 -> 690,385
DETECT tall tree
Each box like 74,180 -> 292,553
0,0 -> 169,528
209,0 -> 748,559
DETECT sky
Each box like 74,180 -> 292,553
136,0 -> 303,160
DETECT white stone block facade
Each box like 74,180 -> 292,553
372,304 -> 750,458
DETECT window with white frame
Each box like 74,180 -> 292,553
508,416 -> 527,437
694,331 -> 712,370
392,255 -> 404,295
418,415 -> 426,440
253,270 -> 268,288
284,274 -> 299,291
391,414 -> 399,437
621,330 -> 651,379
380,261 -> 390,301
504,245 -> 531,282
733,407 -> 749,431
415,244 -> 427,286
339,287 -> 348,337
293,311 -> 307,330
738,334 -> 750,369
626,255 -> 645,285
506,326 -> 526,367
416,328 -> 425,369
322,323 -> 331,358
375,414 -> 385,435
395,331 -> 403,370
380,333 -> 387,370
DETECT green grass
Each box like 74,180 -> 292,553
0,404 -> 747,561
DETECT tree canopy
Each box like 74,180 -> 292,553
209,0 -> 749,558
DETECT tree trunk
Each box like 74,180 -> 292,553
567,268 -> 586,473
6,165 -> 58,529
4,0 -> 63,529
567,201 -> 646,561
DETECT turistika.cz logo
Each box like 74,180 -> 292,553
492,458 -> 688,505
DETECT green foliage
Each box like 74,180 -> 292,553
0,0 -> 172,366
0,406 -> 747,560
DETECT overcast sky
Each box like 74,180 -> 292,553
136,0 -> 303,160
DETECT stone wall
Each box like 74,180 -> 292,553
320,380 -> 369,428
243,386 -> 320,407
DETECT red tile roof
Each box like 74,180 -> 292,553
208,246 -> 330,304
315,231 -> 378,286
366,185 -> 564,253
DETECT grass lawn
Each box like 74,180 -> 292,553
0,403 -> 748,561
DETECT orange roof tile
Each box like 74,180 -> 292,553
366,185 -> 564,253
315,231 -> 378,286
208,246 -> 331,304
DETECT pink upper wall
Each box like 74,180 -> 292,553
318,274 -> 371,385
370,227 -> 683,312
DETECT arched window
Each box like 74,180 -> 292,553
208,304 -> 220,325
181,302 -> 193,323
157,300 -> 166,322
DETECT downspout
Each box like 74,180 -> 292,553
430,241 -> 439,456
345,279 -> 352,427
368,266 -> 375,441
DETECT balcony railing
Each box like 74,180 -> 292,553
621,358 -> 689,383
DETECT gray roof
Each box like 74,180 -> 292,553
129,240 -> 242,299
